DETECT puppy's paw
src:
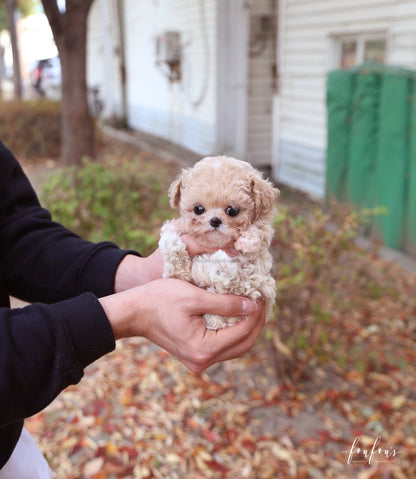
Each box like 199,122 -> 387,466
235,226 -> 262,254
158,231 -> 192,280
158,231 -> 184,255
160,218 -> 183,234
235,235 -> 261,254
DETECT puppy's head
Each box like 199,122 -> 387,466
168,156 -> 279,248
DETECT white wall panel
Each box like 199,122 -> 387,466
245,0 -> 276,166
274,0 -> 416,198
123,0 -> 217,155
87,0 -> 123,118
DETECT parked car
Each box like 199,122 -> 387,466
30,56 -> 61,99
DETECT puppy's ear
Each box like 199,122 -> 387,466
169,168 -> 193,208
168,176 -> 182,209
249,172 -> 280,220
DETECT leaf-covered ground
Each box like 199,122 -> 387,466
22,136 -> 416,478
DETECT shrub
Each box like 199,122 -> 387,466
0,100 -> 61,158
268,203 -> 389,383
41,157 -> 173,255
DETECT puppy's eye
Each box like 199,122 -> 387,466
194,205 -> 205,215
226,206 -> 240,217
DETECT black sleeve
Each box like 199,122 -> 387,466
0,294 -> 115,427
0,140 -> 138,303
0,140 -> 140,428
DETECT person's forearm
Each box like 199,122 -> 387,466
113,251 -> 164,293
99,288 -> 139,340
0,142 -> 137,302
0,293 -> 114,428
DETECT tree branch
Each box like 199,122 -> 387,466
40,0 -> 64,39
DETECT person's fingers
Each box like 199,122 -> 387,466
182,300 -> 266,372
181,234 -> 239,258
190,288 -> 257,318
187,321 -> 265,372
209,299 -> 265,351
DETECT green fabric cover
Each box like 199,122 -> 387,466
326,64 -> 416,253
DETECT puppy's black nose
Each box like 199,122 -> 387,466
209,217 -> 222,228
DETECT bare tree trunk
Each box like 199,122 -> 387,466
57,4 -> 95,165
0,46 -> 4,100
41,0 -> 95,165
5,0 -> 23,99
60,43 -> 95,165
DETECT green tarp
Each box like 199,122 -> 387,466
326,70 -> 354,202
375,72 -> 410,249
408,80 -> 416,256
347,72 -> 380,208
326,64 -> 416,254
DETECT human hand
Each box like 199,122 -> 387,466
114,250 -> 164,292
181,234 -> 239,257
100,278 -> 265,372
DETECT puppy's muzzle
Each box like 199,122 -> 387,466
209,217 -> 222,229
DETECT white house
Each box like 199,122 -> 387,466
87,0 -> 277,164
86,0 -> 416,199
277,0 -> 416,197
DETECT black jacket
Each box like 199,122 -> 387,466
0,141 -> 139,467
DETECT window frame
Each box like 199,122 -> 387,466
331,32 -> 388,69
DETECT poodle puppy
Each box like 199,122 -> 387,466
158,155 -> 279,330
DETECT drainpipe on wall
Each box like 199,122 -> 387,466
270,0 -> 279,93
271,0 -> 282,181
116,0 -> 128,127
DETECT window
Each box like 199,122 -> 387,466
336,35 -> 386,69
340,41 -> 358,68
363,39 -> 386,64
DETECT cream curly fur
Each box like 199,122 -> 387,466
158,156 -> 279,330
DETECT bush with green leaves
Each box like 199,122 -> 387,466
41,157 -> 172,255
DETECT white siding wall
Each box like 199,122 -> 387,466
123,0 -> 217,155
87,0 -> 124,119
246,0 -> 276,166
87,2 -> 103,89
216,0 -> 249,161
276,0 -> 416,198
